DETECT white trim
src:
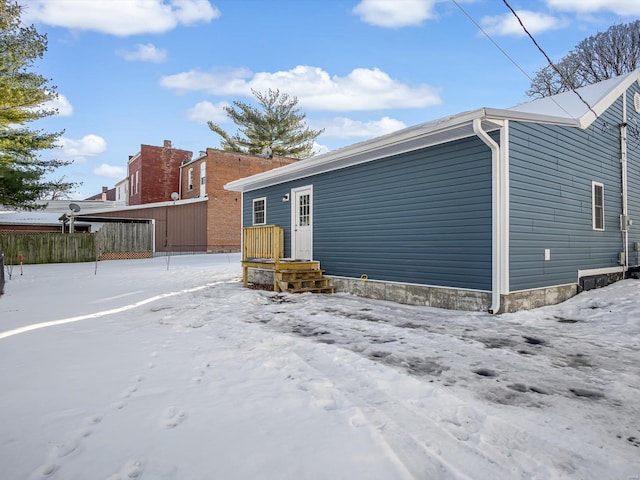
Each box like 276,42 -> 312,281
577,266 -> 625,279
473,118 -> 502,314
500,121 -> 510,295
290,185 -> 313,260
592,181 -> 604,231
252,197 -> 266,225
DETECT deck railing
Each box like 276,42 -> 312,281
242,224 -> 283,262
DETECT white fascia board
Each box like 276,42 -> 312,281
577,71 -> 640,129
484,107 -> 580,127
225,109 -> 489,192
224,105 -> 590,194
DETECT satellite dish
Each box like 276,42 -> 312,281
69,203 -> 81,213
171,192 -> 179,201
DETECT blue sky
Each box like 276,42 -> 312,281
21,0 -> 640,199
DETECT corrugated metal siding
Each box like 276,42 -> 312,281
91,202 -> 208,252
244,135 -> 493,290
509,97 -> 625,291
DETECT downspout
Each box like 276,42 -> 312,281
621,93 -> 629,276
473,118 -> 502,314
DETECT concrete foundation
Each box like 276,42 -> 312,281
249,269 -> 581,313
328,276 -> 580,313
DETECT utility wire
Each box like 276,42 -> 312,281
501,0 -> 599,119
449,0 -> 574,118
449,0 -> 533,83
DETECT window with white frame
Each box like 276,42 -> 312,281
130,175 -> 134,196
253,197 -> 266,225
135,171 -> 139,194
188,168 -> 193,191
592,181 -> 604,231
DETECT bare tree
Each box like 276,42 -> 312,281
528,21 -> 640,98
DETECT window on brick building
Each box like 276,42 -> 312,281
188,168 -> 193,191
135,171 -> 139,194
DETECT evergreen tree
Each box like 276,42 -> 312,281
208,89 -> 323,159
528,21 -> 640,98
0,0 -> 77,209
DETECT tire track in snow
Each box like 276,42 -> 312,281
0,281 -> 227,340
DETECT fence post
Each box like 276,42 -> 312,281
0,252 -> 5,296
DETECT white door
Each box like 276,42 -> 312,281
292,186 -> 312,260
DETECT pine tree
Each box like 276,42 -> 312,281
208,89 -> 323,159
0,0 -> 77,209
528,21 -> 640,98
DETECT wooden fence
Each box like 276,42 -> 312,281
0,223 -> 154,264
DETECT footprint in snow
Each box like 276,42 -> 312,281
161,406 -> 187,429
105,459 -> 145,480
29,463 -> 59,479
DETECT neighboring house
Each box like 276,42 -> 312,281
114,177 -> 128,204
85,186 -> 116,201
226,71 -> 640,313
78,149 -> 296,254
128,140 -> 193,205
180,148 -> 297,251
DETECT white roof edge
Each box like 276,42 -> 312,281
577,70 -> 640,128
225,108 -> 488,192
226,73 -> 638,192
77,196 -> 208,216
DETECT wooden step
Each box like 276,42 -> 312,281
288,286 -> 335,294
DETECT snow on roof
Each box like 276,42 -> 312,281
0,211 -> 63,226
507,71 -> 639,127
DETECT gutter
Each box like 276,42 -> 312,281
473,117 -> 502,314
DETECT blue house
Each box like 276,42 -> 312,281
225,72 -> 640,313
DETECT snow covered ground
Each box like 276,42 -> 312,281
0,253 -> 638,480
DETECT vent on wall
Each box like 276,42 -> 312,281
634,92 -> 640,113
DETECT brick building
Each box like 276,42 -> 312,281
180,149 -> 297,251
128,140 -> 193,205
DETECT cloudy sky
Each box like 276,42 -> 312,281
20,0 -> 640,199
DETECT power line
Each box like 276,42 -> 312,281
501,0 -> 598,119
449,0 -> 533,84
449,0 -> 574,118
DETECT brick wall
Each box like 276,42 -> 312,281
181,149 -> 297,251
128,141 -> 193,205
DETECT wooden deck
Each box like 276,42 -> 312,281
242,225 -> 334,294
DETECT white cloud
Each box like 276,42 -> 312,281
311,142 -> 330,156
187,100 -> 229,124
56,135 -> 107,163
315,116 -> 407,139
353,0 -> 437,27
23,0 -> 220,36
93,164 -> 126,179
546,0 -> 640,16
118,43 -> 168,63
481,10 -> 567,37
161,65 -> 442,111
38,92 -> 73,116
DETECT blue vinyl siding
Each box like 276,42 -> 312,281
244,135 -> 493,290
509,97 -> 626,291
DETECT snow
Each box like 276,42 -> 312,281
0,253 -> 639,479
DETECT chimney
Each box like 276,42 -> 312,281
163,140 -> 171,148
101,186 -> 107,201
